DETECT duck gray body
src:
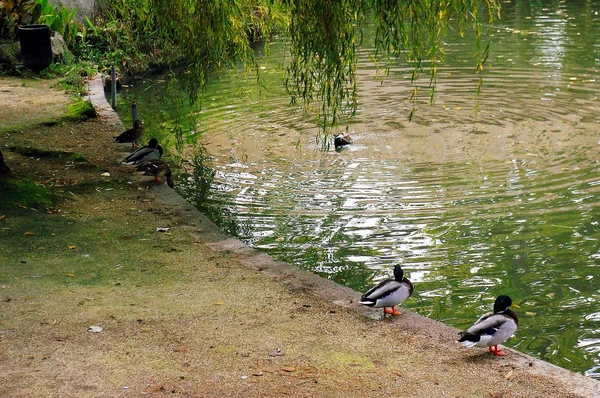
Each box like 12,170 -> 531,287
458,295 -> 518,356
123,138 -> 163,165
360,265 -> 413,316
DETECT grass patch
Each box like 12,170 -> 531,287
0,184 -> 185,290
8,145 -> 89,162
0,177 -> 57,211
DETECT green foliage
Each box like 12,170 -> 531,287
0,0 -> 36,40
150,0 -> 288,104
87,0 -> 161,72
34,0 -> 84,52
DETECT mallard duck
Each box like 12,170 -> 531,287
457,295 -> 518,356
360,264 -> 413,316
334,133 -> 352,149
114,120 -> 144,149
123,138 -> 163,165
136,160 -> 174,188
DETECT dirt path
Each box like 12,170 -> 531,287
0,76 -> 598,397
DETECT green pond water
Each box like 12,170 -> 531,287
114,0 -> 600,379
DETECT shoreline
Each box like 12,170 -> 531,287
86,74 -> 600,396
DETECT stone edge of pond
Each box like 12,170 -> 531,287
87,74 -> 600,397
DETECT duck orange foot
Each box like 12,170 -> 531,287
384,307 -> 402,316
489,345 -> 507,356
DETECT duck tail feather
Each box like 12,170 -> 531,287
359,299 -> 376,307
457,333 -> 480,346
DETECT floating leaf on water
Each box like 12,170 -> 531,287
87,325 -> 104,333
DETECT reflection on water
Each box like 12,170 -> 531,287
115,1 -> 600,379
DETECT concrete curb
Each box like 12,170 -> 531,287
87,74 -> 600,397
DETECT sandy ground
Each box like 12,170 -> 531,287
0,76 -> 599,397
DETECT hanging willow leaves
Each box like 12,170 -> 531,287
284,0 -> 359,146
283,0 -> 500,146
103,0 -> 500,147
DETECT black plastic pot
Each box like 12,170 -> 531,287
18,24 -> 52,72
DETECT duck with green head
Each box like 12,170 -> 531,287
123,138 -> 163,165
457,295 -> 519,356
359,264 -> 413,317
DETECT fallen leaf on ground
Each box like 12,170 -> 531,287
24,231 -> 35,235
68,245 -> 76,250
269,348 -> 283,356
87,325 -> 104,333
65,273 -> 76,277
281,366 -> 296,373
214,301 -> 225,305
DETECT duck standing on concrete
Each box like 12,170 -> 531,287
136,159 -> 174,188
123,138 -> 163,165
360,264 -> 413,316
114,119 -> 144,149
457,295 -> 518,356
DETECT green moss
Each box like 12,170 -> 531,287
65,100 -> 97,121
321,351 -> 376,370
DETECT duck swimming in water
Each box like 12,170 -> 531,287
114,120 -> 144,149
457,295 -> 518,356
360,265 -> 413,316
123,138 -> 163,165
334,133 -> 352,149
136,160 -> 174,188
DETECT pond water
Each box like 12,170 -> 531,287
114,1 -> 600,379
